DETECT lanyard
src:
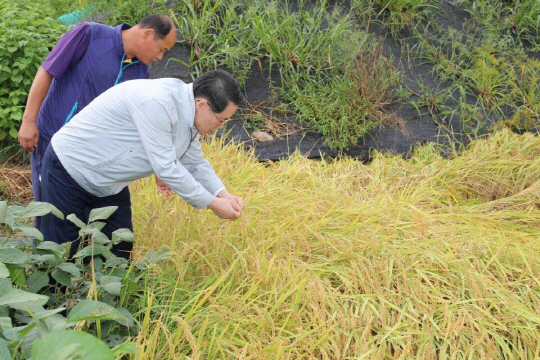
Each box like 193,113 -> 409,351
64,52 -> 140,125
114,52 -> 139,86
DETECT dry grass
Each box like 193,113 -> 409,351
130,129 -> 540,359
0,164 -> 32,204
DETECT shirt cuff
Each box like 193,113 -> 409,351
213,187 -> 226,197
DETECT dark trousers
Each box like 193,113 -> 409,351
40,145 -> 134,259
31,138 -> 50,229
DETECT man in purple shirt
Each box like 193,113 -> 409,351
18,14 -> 177,230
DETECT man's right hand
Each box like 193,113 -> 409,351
18,121 -> 39,152
208,197 -> 242,220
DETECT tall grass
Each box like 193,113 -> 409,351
170,0 -> 401,151
130,130 -> 540,359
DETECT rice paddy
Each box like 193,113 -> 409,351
130,129 -> 540,359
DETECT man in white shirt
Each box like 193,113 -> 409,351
40,70 -> 245,258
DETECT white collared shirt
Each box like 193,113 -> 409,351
51,78 -> 224,209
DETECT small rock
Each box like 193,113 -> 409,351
252,130 -> 274,142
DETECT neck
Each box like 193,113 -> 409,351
121,27 -> 137,59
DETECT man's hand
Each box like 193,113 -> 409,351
155,176 -> 174,196
19,67 -> 53,152
217,189 -> 244,211
208,197 -> 242,220
18,121 -> 39,152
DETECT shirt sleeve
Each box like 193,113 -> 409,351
42,23 -> 91,79
131,100 -> 216,209
180,133 -> 226,197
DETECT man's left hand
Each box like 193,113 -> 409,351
217,189 -> 244,211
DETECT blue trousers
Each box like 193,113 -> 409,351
40,145 -> 134,259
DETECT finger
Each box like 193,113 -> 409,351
22,140 -> 31,152
230,201 -> 241,212
236,199 -> 244,209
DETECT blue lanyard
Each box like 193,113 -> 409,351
64,52 -> 139,125
114,52 -> 139,86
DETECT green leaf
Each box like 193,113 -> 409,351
7,265 -> 26,287
73,244 -> 108,258
0,283 -> 48,308
112,342 -> 137,357
11,74 -> 22,84
8,127 -> 18,138
0,338 -> 10,360
32,307 -> 66,321
0,248 -> 30,264
0,201 -> 6,223
88,206 -> 118,223
51,269 -> 71,287
36,241 -> 66,255
31,330 -> 114,360
103,281 -> 122,296
0,262 -> 9,278
12,224 -> 43,240
112,228 -> 134,244
57,262 -> 81,278
86,221 -> 107,231
26,270 -> 49,293
67,213 -> 86,229
67,300 -> 134,327
0,316 -> 13,332
78,229 -> 110,245
18,202 -> 64,219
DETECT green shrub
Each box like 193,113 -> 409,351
456,0 -> 540,48
0,1 -> 65,143
284,42 -> 400,151
0,201 -> 169,359
80,0 -> 167,26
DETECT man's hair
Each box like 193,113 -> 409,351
138,14 -> 174,40
193,70 -> 245,113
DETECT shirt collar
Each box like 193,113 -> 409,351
187,83 -> 196,129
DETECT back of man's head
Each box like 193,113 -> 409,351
193,70 -> 245,113
137,14 -> 174,40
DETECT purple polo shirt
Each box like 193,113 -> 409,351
42,23 -> 92,79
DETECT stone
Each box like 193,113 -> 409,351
252,130 -> 274,142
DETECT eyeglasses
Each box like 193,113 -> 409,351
210,108 -> 231,125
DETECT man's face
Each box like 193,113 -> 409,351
194,99 -> 238,136
136,27 -> 176,64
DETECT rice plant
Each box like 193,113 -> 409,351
130,130 -> 540,359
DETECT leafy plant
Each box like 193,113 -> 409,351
284,41 -> 400,150
0,0 -> 65,144
351,0 -> 438,37
0,200 -> 169,359
170,0 -> 401,150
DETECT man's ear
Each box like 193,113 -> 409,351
195,98 -> 208,109
143,28 -> 155,40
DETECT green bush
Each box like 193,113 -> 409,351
0,1 -> 65,143
0,201 -> 169,359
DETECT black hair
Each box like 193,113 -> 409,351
193,70 -> 245,113
138,14 -> 174,40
